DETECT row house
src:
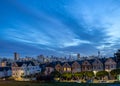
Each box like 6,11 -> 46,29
105,58 -> 116,72
55,63 -> 62,73
0,67 -> 12,78
54,58 -> 117,73
92,59 -> 104,72
43,61 -> 63,75
44,63 -> 55,75
12,61 -> 41,81
72,61 -> 81,73
62,62 -> 72,73
81,60 -> 92,71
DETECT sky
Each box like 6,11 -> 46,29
0,0 -> 120,58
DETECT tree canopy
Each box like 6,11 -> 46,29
61,73 -> 72,80
51,70 -> 61,78
96,71 -> 108,77
110,69 -> 120,77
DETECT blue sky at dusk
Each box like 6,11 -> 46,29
0,0 -> 120,58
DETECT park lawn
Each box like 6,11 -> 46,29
0,81 -> 120,86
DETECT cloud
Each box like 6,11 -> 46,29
3,21 -> 91,50
1,0 -> 120,57
62,38 -> 91,47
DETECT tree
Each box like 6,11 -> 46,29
85,71 -> 94,78
110,69 -> 120,79
74,72 -> 84,80
96,71 -> 109,80
50,70 -> 61,78
61,73 -> 72,80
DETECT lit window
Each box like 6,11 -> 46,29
67,68 -> 71,71
64,68 -> 66,71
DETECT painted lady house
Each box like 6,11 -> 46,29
0,67 -> 11,78
12,61 -> 41,81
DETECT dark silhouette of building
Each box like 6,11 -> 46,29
114,49 -> 120,61
77,53 -> 80,60
14,52 -> 19,61
98,51 -> 100,58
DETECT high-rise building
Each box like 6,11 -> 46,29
98,51 -> 100,58
14,52 -> 19,61
37,55 -> 44,63
77,53 -> 80,60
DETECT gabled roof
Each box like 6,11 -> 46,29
14,61 -> 35,67
92,59 -> 103,65
105,57 -> 116,64
81,60 -> 93,65
46,62 -> 56,68
77,61 -> 83,64
68,61 -> 74,66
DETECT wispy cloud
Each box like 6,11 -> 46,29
3,22 -> 91,49
1,0 -> 120,57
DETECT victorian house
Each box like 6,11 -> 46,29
12,61 -> 41,81
0,67 -> 12,78
55,63 -> 62,73
62,62 -> 72,73
92,59 -> 104,72
71,61 -> 81,73
105,58 -> 117,72
81,60 -> 92,71
44,63 -> 55,75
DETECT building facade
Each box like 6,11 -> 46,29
105,58 -> 117,72
12,61 -> 41,80
92,59 -> 104,72
81,60 -> 92,71
0,67 -> 11,78
71,61 -> 81,73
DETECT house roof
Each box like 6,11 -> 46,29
81,59 -> 94,65
15,61 -> 35,67
46,62 -> 56,67
68,61 -> 74,66
105,57 -> 116,63
45,61 -> 62,67
39,57 -> 118,69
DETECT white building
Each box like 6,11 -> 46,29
0,67 -> 12,78
12,61 -> 41,81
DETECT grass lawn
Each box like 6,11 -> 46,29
0,81 -> 120,86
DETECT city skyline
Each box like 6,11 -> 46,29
1,0 -> 120,57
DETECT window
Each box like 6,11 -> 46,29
64,68 -> 66,71
114,64 -> 116,68
98,66 -> 101,69
94,66 -> 96,69
111,64 -> 113,68
87,67 -> 89,70
106,65 -> 108,69
67,68 -> 71,71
